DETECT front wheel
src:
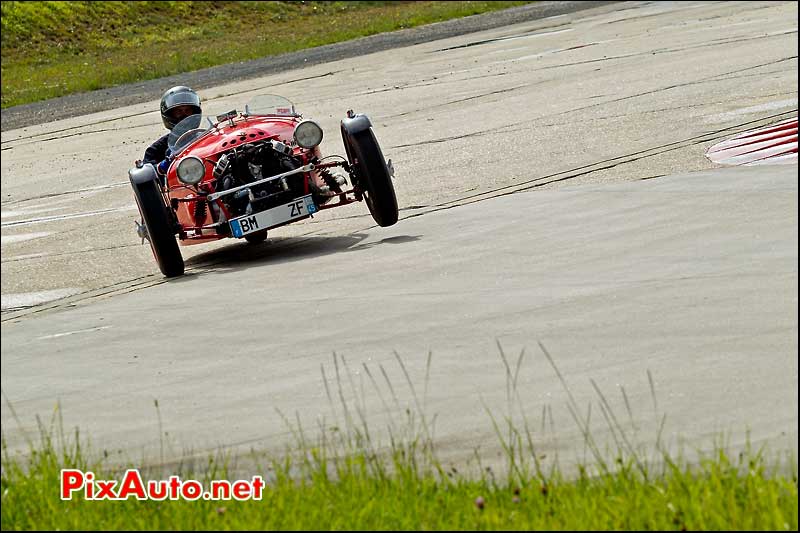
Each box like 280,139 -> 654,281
132,179 -> 184,277
348,129 -> 398,227
244,230 -> 268,244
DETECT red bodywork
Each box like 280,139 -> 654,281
163,115 -> 357,245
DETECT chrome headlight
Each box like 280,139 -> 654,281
176,156 -> 205,185
293,120 -> 323,148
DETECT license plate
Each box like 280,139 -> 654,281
229,195 -> 317,237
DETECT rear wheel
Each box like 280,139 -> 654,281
133,179 -> 184,277
348,129 -> 398,227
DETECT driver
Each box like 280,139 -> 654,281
143,86 -> 202,177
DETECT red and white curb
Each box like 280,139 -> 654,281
706,118 -> 797,166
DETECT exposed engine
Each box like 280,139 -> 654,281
211,139 -> 304,219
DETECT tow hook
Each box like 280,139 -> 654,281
135,220 -> 149,244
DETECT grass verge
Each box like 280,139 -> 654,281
2,347 -> 797,530
1,1 -> 531,108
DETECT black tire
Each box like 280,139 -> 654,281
133,179 -> 184,277
244,230 -> 268,244
348,129 -> 398,227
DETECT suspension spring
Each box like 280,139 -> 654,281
318,168 -> 346,191
318,167 -> 335,185
193,198 -> 208,225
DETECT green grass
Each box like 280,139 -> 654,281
3,435 -> 796,530
1,1 -> 531,108
2,348 -> 797,530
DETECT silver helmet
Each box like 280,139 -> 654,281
160,86 -> 201,130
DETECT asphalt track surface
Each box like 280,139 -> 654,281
1,1 -> 798,471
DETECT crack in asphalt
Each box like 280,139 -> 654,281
599,0 -> 786,27
588,56 -> 797,107
380,84 -> 533,119
700,60 -> 799,82
518,30 -> 797,74
1,182 -> 129,206
0,205 -> 137,228
429,23 -> 573,52
600,2 -> 717,25
535,90 -> 799,126
0,110 -> 157,146
457,90 -> 796,134
1,123 -> 156,151
387,56 -> 798,149
1,276 -> 170,316
1,243 -> 141,264
203,70 -> 342,102
357,69 -> 513,97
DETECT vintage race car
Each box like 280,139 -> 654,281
129,94 -> 398,277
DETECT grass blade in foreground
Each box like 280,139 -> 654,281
2,416 -> 797,530
2,349 -> 797,530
